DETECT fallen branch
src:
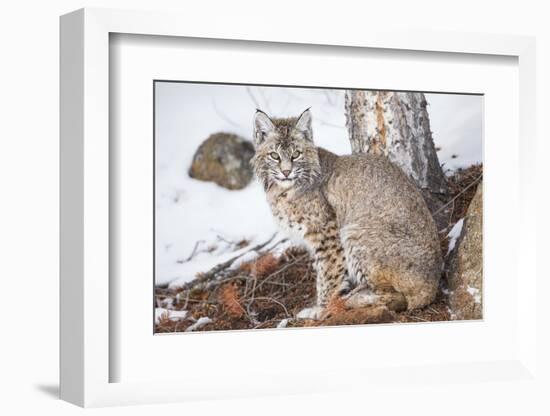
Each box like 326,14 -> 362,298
433,174 -> 482,217
182,233 -> 278,290
248,296 -> 290,318
177,240 -> 206,263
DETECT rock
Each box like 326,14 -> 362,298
188,132 -> 255,190
446,182 -> 483,320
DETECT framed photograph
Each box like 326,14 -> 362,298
60,8 -> 538,407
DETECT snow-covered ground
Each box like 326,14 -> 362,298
155,83 -> 482,287
447,218 -> 465,255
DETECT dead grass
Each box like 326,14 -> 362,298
155,247 -> 449,333
219,283 -> 246,319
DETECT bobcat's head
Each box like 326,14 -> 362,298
252,109 -> 321,190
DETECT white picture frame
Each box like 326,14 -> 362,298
60,7 -> 538,408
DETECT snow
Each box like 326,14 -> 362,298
277,318 -> 289,329
158,297 -> 174,309
154,308 -> 168,324
156,83 -> 482,286
447,218 -> 465,254
167,235 -> 269,289
154,308 -> 188,324
448,307 -> 457,321
466,286 -> 482,304
185,317 -> 213,332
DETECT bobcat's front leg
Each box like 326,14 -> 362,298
305,221 -> 348,307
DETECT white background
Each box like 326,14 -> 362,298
0,1 -> 548,415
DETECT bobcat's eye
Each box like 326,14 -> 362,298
269,152 -> 280,161
291,150 -> 302,160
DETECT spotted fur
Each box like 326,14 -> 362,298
252,109 -> 442,311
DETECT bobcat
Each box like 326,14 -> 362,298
251,108 -> 442,318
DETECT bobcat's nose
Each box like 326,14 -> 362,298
282,170 -> 291,178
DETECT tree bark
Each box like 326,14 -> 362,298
345,90 -> 448,195
345,91 -> 449,229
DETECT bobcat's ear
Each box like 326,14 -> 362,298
253,109 -> 275,147
294,108 -> 313,142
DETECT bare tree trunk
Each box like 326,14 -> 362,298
345,90 -> 449,228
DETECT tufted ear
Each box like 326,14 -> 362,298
253,109 -> 275,147
294,108 -> 313,142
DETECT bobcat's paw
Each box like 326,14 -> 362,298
337,279 -> 354,296
296,306 -> 324,320
344,289 -> 379,309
